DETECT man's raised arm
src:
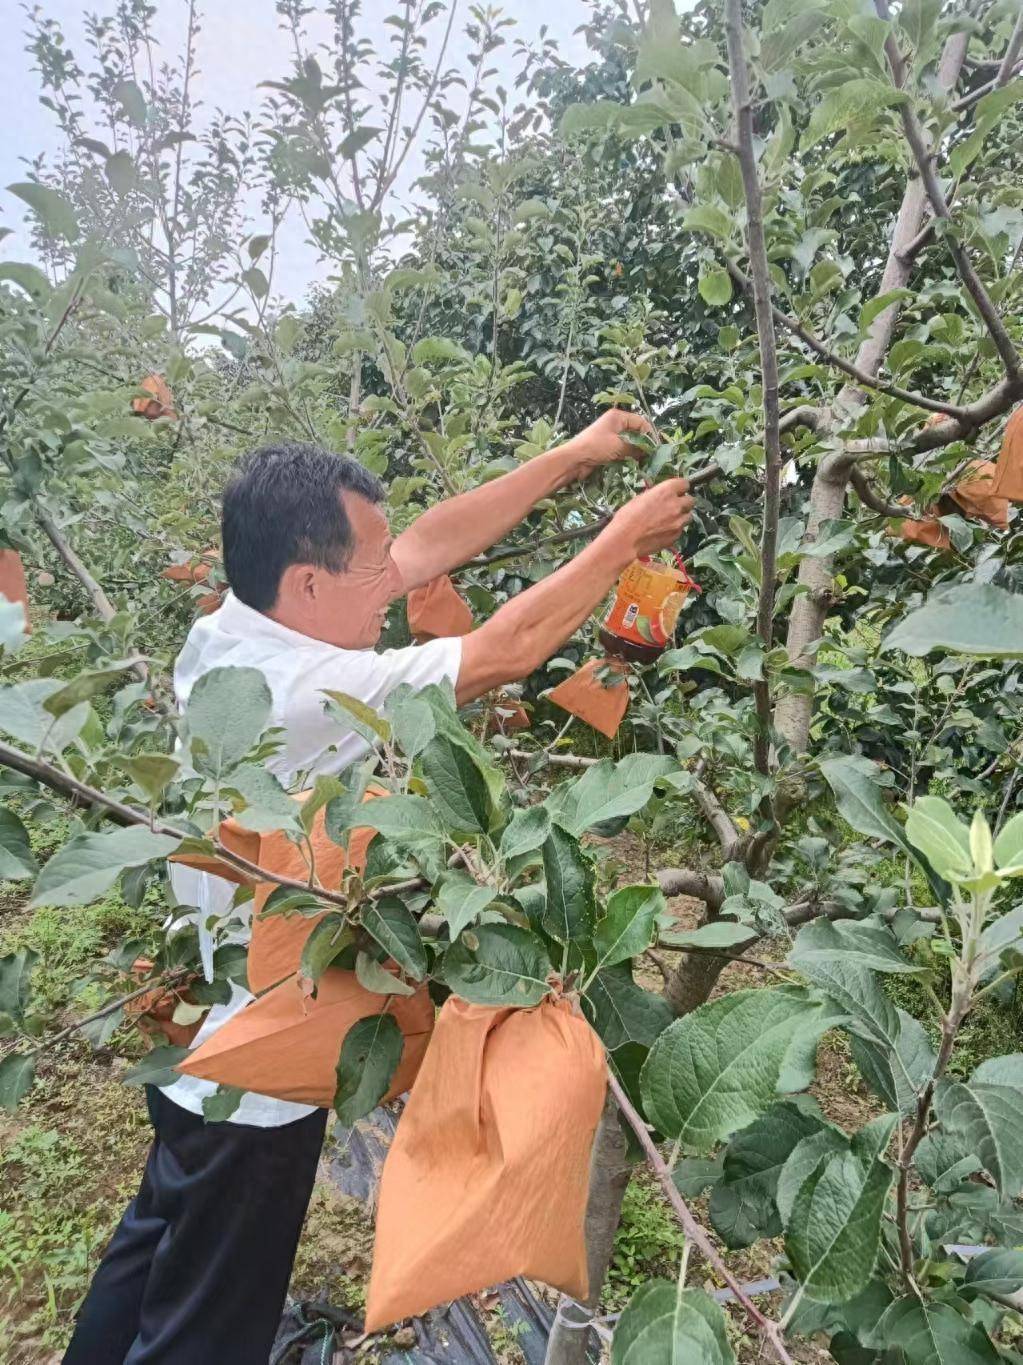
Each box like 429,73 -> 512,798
391,410 -> 652,592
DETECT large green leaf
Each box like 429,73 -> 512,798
785,1136 -> 894,1302
803,80 -> 907,150
788,918 -> 924,976
544,754 -> 674,837
0,947 -> 38,1023
962,1247 -> 1023,1299
30,828 -> 180,908
904,796 -> 972,882
640,988 -> 822,1151
420,735 -> 495,836
611,1281 -> 735,1365
434,871 -> 498,939
227,763 -> 301,833
342,794 -> 444,841
541,824 -> 596,944
819,755 -> 911,855
0,807 -> 37,881
883,584 -> 1023,659
385,687 -> 436,758
0,261 -> 51,298
333,1013 -> 403,1123
584,963 -> 673,1051
441,924 -> 550,1007
185,666 -> 272,779
0,1053 -> 36,1111
361,896 -> 426,980
866,1299 -> 999,1364
936,1054 -> 1023,1198
499,804 -> 551,861
321,689 -> 392,745
0,678 -> 90,753
709,1100 -> 828,1249
298,914 -> 354,992
8,181 -> 79,241
123,1044 -> 191,1087
592,885 -> 664,971
761,9 -> 827,71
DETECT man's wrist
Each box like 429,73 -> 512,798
593,519 -> 636,574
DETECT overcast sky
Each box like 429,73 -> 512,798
0,0 -> 601,304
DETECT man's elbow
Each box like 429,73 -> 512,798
456,621 -> 542,703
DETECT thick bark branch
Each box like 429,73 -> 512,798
908,373 -> 1023,451
850,466 -> 910,519
656,866 -> 725,909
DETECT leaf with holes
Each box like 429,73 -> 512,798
333,1013 -> 403,1124
541,823 -> 596,944
441,924 -> 550,1007
611,1280 -> 735,1364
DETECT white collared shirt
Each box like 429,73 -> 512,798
158,592 -> 462,1127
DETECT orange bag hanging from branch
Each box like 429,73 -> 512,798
0,548 -> 30,634
125,958 -> 203,1049
131,373 -> 177,421
364,995 -> 607,1332
162,549 -> 224,616
896,460 -> 1009,549
549,554 -> 699,739
406,573 -> 474,642
990,407 -> 1023,501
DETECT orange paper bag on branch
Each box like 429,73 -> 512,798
406,574 -> 473,642
364,995 -> 607,1331
549,554 -> 699,739
0,549 -> 30,634
897,460 -> 1008,549
125,958 -> 203,1049
162,549 -> 224,616
990,407 -> 1023,501
131,373 -> 177,420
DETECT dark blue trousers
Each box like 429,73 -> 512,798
63,1086 -> 327,1365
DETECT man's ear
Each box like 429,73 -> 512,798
277,562 -> 318,608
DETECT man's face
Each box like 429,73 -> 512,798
272,492 -> 405,649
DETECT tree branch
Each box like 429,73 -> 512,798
850,466 -> 911,518
656,867 -> 725,910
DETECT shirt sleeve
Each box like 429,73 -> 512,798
279,636 -> 463,775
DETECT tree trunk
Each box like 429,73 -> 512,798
544,1094 -> 630,1365
664,949 -> 730,1018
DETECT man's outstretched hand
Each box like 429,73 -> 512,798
566,409 -> 655,477
605,479 -> 695,561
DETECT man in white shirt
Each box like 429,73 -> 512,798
64,417 -> 694,1364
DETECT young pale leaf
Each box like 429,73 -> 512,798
541,823 -> 596,943
866,1298 -> 1000,1364
0,807 -> 37,880
420,735 -> 495,836
441,924 -> 550,1007
115,754 -> 180,804
361,896 -> 426,979
697,268 -> 732,307
499,804 -> 551,860
592,885 -> 665,971
334,1013 -> 403,1124
186,666 -> 272,778
435,872 -> 498,939
544,753 -> 674,837
709,1101 -> 828,1249
935,1054 -> 1023,1198
788,918 -> 923,975
30,828 -> 180,908
994,810 -> 1023,874
321,689 -> 391,744
883,583 -> 1023,659
640,988 -> 822,1151
355,951 -> 415,996
904,796 -> 972,881
0,1053 -> 36,1111
584,963 -> 673,1051
785,1147 -> 893,1302
611,1281 -> 735,1365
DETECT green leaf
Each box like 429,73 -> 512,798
361,896 -> 426,979
435,871 -> 498,939
803,81 -> 906,150
898,0 -> 941,53
789,918 -> 923,975
355,950 -> 415,996
421,735 -> 495,836
298,914 -> 354,993
785,1143 -> 893,1302
560,100 -> 621,137
0,1053 -> 36,1111
411,336 -> 469,365
30,828 -> 180,908
105,150 -> 136,196
709,1101 -> 828,1249
541,824 -> 596,944
683,204 -> 734,241
866,1299 -> 999,1364
0,261 -> 51,297
544,754 -> 674,837
321,689 -> 391,744
936,1053 -> 1023,1198
962,1247 -> 1023,1298
585,963 -> 673,1050
761,9 -> 827,71
299,773 -> 347,835
441,924 -> 550,1007
0,807 -> 37,880
0,678 -> 89,753
994,810 -> 1023,873
122,1044 -> 191,1088
819,755 -> 910,854
186,666 -> 272,779
593,885 -> 664,971
116,754 -> 180,804
698,268 -> 732,307
226,763 -> 301,833
883,584 -> 1023,659
612,1281 -> 735,1365
112,78 -> 147,126
345,794 -> 444,842
333,1013 -> 403,1124
0,948 -> 38,1022
42,665 -> 131,718
386,689 -> 436,759
499,804 -> 551,860
201,1086 -> 245,1123
338,125 -> 382,158
8,182 -> 79,242
904,796 -> 972,881
659,921 -> 758,951
640,988 -> 822,1151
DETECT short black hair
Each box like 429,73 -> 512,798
221,442 -> 385,611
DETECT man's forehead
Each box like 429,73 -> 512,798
341,490 -> 390,538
